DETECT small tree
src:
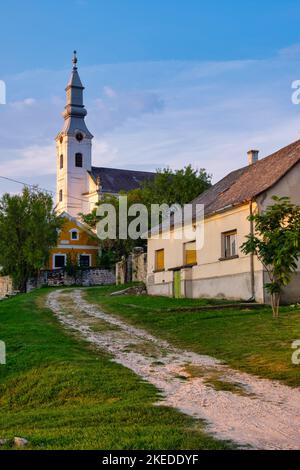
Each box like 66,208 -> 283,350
241,196 -> 300,317
96,250 -> 117,269
0,187 -> 63,292
65,250 -> 79,279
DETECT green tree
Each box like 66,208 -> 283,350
141,165 -> 211,207
96,250 -> 117,269
0,187 -> 63,292
65,250 -> 79,278
81,192 -> 140,262
241,196 -> 300,317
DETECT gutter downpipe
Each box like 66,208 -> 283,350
249,199 -> 255,301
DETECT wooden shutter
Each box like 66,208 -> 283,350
155,249 -> 165,271
185,241 -> 197,265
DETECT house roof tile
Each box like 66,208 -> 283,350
192,139 -> 300,217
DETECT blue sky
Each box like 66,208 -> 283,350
1,0 -> 300,195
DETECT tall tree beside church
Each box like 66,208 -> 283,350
80,165 -> 211,263
140,165 -> 212,207
0,187 -> 63,292
82,165 -> 212,228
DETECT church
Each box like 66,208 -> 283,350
55,51 -> 155,219
50,52 -> 155,270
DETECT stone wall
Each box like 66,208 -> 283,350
132,250 -> 147,282
0,276 -> 13,298
116,248 -> 147,285
41,268 -> 115,287
116,257 -> 127,285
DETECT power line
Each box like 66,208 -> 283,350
0,175 -> 91,205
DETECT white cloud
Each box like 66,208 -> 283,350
92,139 -> 119,167
9,97 -> 36,109
103,86 -> 117,98
278,43 -> 300,59
1,49 -> 300,194
0,144 -> 55,178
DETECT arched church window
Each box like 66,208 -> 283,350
75,153 -> 83,167
59,190 -> 63,202
60,154 -> 63,169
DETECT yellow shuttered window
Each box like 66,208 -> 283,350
155,249 -> 165,271
184,241 -> 197,266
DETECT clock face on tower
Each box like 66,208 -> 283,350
76,132 -> 83,142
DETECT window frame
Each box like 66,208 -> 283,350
70,229 -> 79,241
75,153 -> 83,168
221,230 -> 238,260
78,254 -> 91,268
53,254 -> 66,269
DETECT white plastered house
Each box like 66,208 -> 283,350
147,141 -> 300,304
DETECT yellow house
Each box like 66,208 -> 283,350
49,212 -> 99,270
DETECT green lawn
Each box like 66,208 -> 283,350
86,284 -> 300,387
0,289 -> 231,450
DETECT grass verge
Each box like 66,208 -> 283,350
0,288 -> 231,450
85,284 -> 300,387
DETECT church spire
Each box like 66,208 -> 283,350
55,52 -> 93,218
57,51 -> 93,139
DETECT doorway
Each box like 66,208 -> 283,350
173,270 -> 182,298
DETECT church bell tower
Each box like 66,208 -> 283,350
56,51 -> 93,217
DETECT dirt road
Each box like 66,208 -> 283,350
47,289 -> 300,450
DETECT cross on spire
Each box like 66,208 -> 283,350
72,50 -> 78,69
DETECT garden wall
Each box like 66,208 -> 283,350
116,248 -> 147,285
40,268 -> 115,287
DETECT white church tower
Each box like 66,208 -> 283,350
56,51 -> 94,217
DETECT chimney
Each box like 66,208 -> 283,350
247,149 -> 259,165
